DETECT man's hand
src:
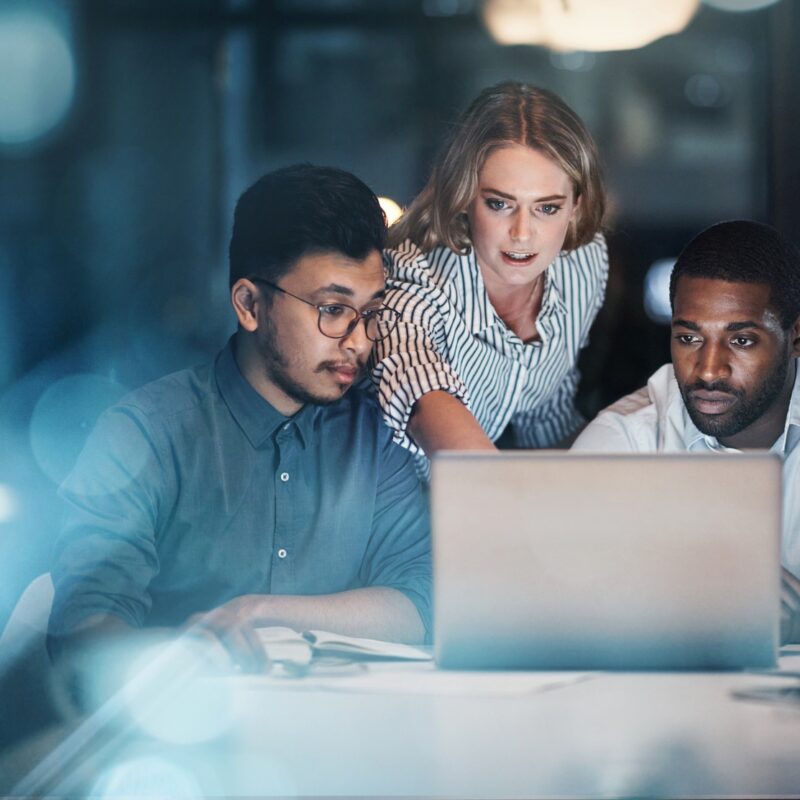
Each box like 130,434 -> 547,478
186,595 -> 272,673
185,586 -> 425,671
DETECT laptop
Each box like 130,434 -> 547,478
431,452 -> 781,670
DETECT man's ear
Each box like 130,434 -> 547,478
791,315 -> 800,358
231,279 -> 261,332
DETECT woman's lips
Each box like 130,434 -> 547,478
501,250 -> 537,267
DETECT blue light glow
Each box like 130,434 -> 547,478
122,638 -> 236,745
0,4 -> 76,146
92,756 -> 202,798
0,483 -> 19,523
29,373 -> 128,486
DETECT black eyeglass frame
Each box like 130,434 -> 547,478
249,277 -> 399,342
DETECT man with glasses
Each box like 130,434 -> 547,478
49,165 -> 431,673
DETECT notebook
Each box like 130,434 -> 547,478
255,627 -> 431,667
431,452 -> 781,670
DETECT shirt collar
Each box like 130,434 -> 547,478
538,266 -> 568,319
684,360 -> 800,455
461,250 -> 498,335
215,337 -> 314,449
781,360 -> 800,453
464,248 -> 568,336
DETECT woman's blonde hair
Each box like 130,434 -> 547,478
390,82 -> 606,253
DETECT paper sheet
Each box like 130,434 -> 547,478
237,661 -> 593,696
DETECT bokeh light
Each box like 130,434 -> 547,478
29,373 -> 128,485
122,637 -> 235,745
91,755 -> 202,798
0,484 -> 19,524
378,196 -> 403,227
483,0 -> 699,52
644,258 -> 676,325
0,3 -> 76,147
549,50 -> 597,72
684,74 -> 728,108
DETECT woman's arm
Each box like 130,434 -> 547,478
371,244 -> 476,455
408,391 -> 496,455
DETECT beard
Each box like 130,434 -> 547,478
678,356 -> 789,440
255,316 -> 357,408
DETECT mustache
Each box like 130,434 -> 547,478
685,379 -> 743,397
315,359 -> 363,374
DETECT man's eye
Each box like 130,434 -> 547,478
319,305 -> 347,318
675,334 -> 699,345
485,198 -> 508,211
732,336 -> 755,347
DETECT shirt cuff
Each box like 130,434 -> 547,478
386,583 -> 433,645
373,357 -> 470,453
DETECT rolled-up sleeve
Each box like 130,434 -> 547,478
358,431 -> 433,641
49,406 -> 169,639
371,243 -> 470,453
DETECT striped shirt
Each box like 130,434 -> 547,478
371,233 -> 609,459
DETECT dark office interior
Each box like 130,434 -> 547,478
1,0 -> 800,760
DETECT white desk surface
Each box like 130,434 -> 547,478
13,650 -> 800,798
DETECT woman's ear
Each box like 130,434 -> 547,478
564,193 -> 582,250
570,191 -> 582,220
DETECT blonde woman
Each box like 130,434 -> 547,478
371,82 -> 608,463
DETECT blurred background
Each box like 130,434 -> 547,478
1,0 -> 799,632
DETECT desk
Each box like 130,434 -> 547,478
10,655 -> 800,798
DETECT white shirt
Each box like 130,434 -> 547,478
371,234 -> 609,456
573,362 -> 800,578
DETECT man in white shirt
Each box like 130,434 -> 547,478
573,220 -> 800,639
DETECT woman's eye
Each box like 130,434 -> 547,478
320,304 -> 346,318
539,204 -> 562,216
485,198 -> 508,211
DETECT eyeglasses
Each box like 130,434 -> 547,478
249,277 -> 400,342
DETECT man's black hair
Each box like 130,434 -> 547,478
669,220 -> 800,329
229,164 -> 387,287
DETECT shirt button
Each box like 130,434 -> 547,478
277,548 -> 287,559
280,472 -> 289,482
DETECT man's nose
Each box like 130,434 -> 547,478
696,341 -> 731,384
341,315 -> 372,357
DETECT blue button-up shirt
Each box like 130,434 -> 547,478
50,340 -> 432,638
